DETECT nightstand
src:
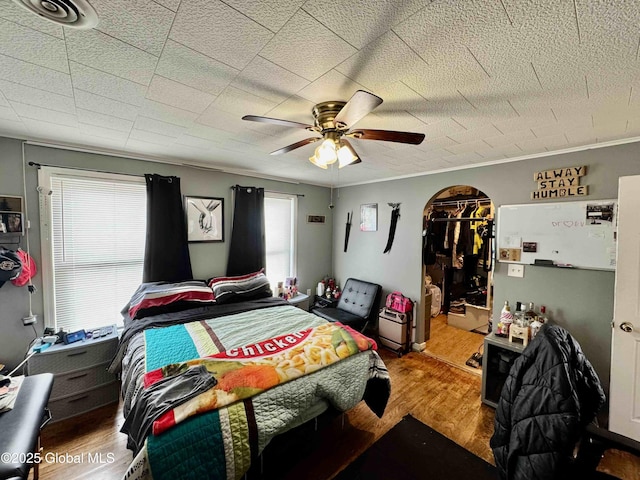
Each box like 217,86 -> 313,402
26,326 -> 120,422
288,293 -> 310,311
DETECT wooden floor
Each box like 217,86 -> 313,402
422,313 -> 486,375
34,348 -> 640,480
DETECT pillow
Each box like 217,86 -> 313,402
128,280 -> 215,320
208,270 -> 272,304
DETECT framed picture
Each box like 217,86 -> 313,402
360,203 -> 378,232
185,196 -> 224,242
0,195 -> 24,235
307,215 -> 326,224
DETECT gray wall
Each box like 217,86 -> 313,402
333,142 -> 640,394
0,137 -> 334,370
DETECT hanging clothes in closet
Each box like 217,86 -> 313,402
423,199 -> 493,314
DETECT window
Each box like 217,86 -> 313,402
264,193 -> 297,291
39,168 -> 146,331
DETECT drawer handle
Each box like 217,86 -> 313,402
67,373 -> 88,381
68,395 -> 89,403
67,351 -> 87,357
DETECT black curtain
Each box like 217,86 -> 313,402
143,174 -> 193,283
226,185 -> 265,276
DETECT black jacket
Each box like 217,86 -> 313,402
490,324 -> 606,480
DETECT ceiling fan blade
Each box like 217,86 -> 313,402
270,137 -> 321,155
347,129 -> 425,145
242,115 -> 314,130
333,90 -> 383,129
339,139 -> 362,166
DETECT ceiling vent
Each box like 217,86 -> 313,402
11,0 -> 98,29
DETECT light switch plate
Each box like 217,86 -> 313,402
508,264 -> 525,278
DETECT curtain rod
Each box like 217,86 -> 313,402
28,161 -> 146,178
230,186 -> 305,197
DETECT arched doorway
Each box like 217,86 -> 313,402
420,185 -> 494,372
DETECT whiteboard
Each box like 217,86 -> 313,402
497,199 -> 617,271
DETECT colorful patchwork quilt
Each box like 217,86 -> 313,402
118,304 -> 390,480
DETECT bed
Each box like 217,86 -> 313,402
109,278 -> 390,480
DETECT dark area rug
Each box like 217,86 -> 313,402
334,414 -> 497,480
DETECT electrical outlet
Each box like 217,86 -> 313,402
22,314 -> 37,325
508,264 -> 525,278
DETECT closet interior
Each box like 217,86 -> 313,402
423,186 -> 494,335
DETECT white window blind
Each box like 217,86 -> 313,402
264,194 -> 297,290
42,171 -> 146,331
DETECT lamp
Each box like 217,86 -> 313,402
309,132 -> 359,170
337,141 -> 358,168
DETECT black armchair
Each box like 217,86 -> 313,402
311,278 -> 382,333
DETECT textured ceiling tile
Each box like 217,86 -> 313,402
197,107 -> 249,133
187,123 -> 232,142
139,100 -> 199,128
415,118 -> 466,139
335,31 -> 423,90
22,118 -> 81,140
573,0 -> 639,60
211,85 -> 277,117
232,56 -> 309,104
444,140 -> 488,155
70,62 -> 147,107
77,108 -> 133,133
223,0 -> 305,32
130,128 -> 176,146
175,134 -> 219,150
156,40 -> 238,96
126,137 -> 173,155
0,117 -> 28,137
65,29 -> 157,85
0,105 -> 20,122
298,70 -> 366,105
448,124 -> 503,144
78,123 -> 130,143
483,130 -> 535,148
487,144 -> 524,157
0,80 -> 75,114
74,89 -> 140,121
373,82 -> 430,118
10,101 -> 77,127
0,1 -> 63,38
154,0 -> 181,11
260,10 -> 357,81
302,0 -> 429,49
146,76 -> 216,114
262,95 -> 316,126
0,19 -> 68,73
134,116 -> 188,138
501,1 -> 580,57
91,0 -> 174,56
0,54 -> 72,98
169,0 -> 273,70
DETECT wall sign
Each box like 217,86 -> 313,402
531,165 -> 588,200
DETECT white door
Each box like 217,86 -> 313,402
610,175 -> 640,441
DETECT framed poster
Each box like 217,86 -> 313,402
0,195 -> 24,235
307,215 -> 326,224
360,203 -> 378,232
185,196 -> 224,242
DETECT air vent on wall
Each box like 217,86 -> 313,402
12,0 -> 98,29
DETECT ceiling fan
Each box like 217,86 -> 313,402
242,90 -> 426,169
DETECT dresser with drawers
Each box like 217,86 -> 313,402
26,326 -> 120,422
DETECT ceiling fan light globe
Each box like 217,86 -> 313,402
316,140 -> 338,165
309,155 -> 328,169
337,144 -> 357,168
